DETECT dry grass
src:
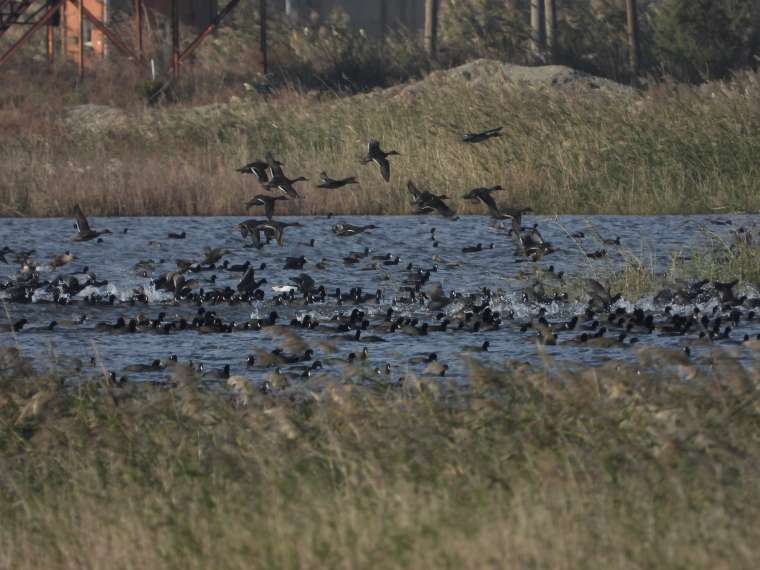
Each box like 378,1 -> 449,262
3,61 -> 760,217
2,346 -> 760,569
600,235 -> 760,300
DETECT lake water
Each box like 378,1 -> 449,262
1,214 -> 759,384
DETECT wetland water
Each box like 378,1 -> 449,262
1,215 -> 759,383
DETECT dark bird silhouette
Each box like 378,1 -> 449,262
236,160 -> 267,181
407,181 -> 457,218
245,194 -> 288,220
235,219 -> 301,248
333,223 -> 377,236
284,256 -> 307,270
236,155 -> 284,182
516,225 -> 555,261
462,126 -> 503,143
290,273 -> 316,295
464,187 -> 532,225
361,139 -> 399,182
463,186 -> 503,216
317,171 -> 359,189
501,206 -> 533,228
238,267 -> 267,293
71,205 -> 112,241
0,319 -> 27,332
264,152 -> 307,198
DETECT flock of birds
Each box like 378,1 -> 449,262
1,125 -> 760,394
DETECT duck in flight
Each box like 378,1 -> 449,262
317,171 -> 359,189
462,126 -> 503,143
407,181 -> 457,218
235,219 -> 301,248
245,194 -> 288,220
361,139 -> 399,182
236,154 -> 284,183
264,152 -> 307,198
71,204 -> 112,241
463,186 -> 503,216
463,186 -> 531,225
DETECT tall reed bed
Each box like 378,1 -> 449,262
3,63 -> 760,217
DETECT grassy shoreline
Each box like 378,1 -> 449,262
3,61 -> 760,218
2,347 -> 760,569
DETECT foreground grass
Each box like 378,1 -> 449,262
3,62 -> 760,217
2,347 -> 760,569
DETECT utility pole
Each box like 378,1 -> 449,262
60,2 -> 66,59
47,16 -> 54,66
424,0 -> 438,59
259,0 -> 268,74
171,0 -> 180,80
285,0 -> 298,19
133,0 -> 143,59
78,0 -> 84,79
379,0 -> 387,42
544,0 -> 557,63
625,0 -> 640,79
530,0 -> 545,63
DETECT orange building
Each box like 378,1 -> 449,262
62,0 -> 107,59
60,1 -> 217,63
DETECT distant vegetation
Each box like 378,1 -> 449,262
3,0 -> 760,99
2,60 -> 760,218
1,1 -> 760,218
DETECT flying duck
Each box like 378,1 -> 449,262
361,139 -> 399,182
71,205 -> 112,241
317,171 -> 359,189
462,126 -> 503,143
245,194 -> 288,220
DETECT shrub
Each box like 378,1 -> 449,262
651,0 -> 760,81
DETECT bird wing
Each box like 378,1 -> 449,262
479,191 -> 499,212
265,153 -> 284,179
279,182 -> 300,199
368,139 -> 380,155
73,205 -> 91,235
264,198 -> 275,220
433,198 -> 456,218
375,157 -> 390,182
510,217 -> 522,239
237,267 -> 256,292
407,180 -> 421,201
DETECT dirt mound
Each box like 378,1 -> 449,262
64,104 -> 129,135
382,59 -> 632,101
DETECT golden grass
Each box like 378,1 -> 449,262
602,237 -> 760,300
3,63 -> 760,217
2,347 -> 760,568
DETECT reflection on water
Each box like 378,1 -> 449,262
1,214 -> 758,382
